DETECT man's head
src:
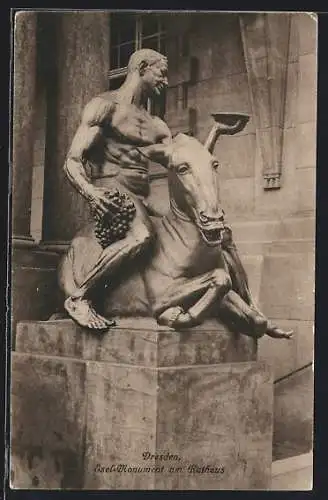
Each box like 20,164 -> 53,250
127,49 -> 168,97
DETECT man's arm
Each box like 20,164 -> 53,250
154,116 -> 172,145
138,118 -> 172,217
64,97 -> 117,216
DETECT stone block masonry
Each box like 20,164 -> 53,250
11,318 -> 273,490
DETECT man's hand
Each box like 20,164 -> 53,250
87,186 -> 120,218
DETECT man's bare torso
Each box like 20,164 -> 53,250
87,90 -> 171,186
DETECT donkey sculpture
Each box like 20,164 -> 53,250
59,131 -> 292,340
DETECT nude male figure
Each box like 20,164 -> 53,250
60,48 -> 291,338
61,48 -> 243,330
61,49 -> 172,329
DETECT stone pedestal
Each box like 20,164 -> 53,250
11,318 -> 273,490
10,248 -> 62,346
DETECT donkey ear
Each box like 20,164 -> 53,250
137,143 -> 172,169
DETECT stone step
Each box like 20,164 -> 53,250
15,317 -> 256,367
271,452 -> 313,490
273,365 -> 314,461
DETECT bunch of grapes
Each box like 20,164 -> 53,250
92,189 -> 136,248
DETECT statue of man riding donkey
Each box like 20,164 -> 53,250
58,49 -> 292,340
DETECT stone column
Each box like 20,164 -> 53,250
41,12 -> 110,250
12,12 -> 38,248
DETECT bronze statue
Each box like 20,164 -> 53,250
58,49 -> 292,339
60,49 -> 171,329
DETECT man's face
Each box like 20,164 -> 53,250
142,59 -> 168,97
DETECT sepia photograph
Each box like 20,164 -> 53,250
9,10 -> 316,490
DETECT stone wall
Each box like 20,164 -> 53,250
159,12 -> 316,375
160,13 -> 316,222
151,12 -> 316,460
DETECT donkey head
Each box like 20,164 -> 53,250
138,134 -> 226,246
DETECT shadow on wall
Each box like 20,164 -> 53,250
11,353 -> 87,489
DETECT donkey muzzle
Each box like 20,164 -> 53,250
197,213 -> 226,246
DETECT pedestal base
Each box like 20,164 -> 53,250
11,247 -> 62,345
11,318 -> 273,490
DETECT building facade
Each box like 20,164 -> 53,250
12,11 -> 316,466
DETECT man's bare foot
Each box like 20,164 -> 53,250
266,326 -> 293,339
64,297 -> 115,330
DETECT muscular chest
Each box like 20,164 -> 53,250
105,104 -> 168,145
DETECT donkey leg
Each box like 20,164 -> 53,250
265,321 -> 293,339
218,290 -> 268,338
155,269 -> 231,329
221,240 -> 293,339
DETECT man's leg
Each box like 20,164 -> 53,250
64,200 -> 154,330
